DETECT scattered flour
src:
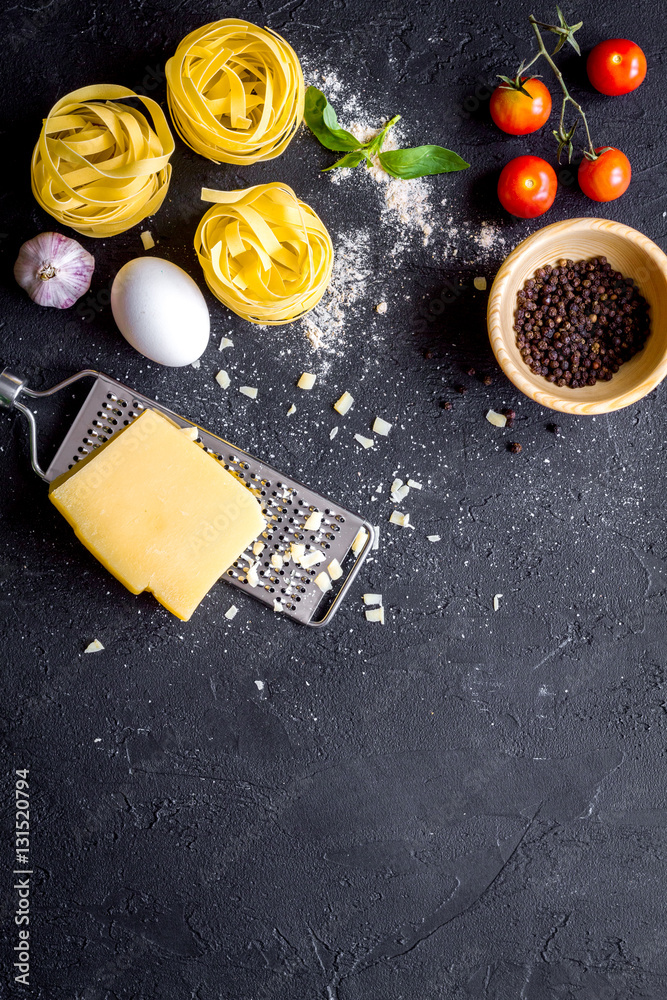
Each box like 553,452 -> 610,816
295,62 -> 510,351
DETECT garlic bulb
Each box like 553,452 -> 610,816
14,232 -> 94,309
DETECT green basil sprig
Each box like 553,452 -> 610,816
304,86 -> 470,180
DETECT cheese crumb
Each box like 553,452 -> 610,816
372,527 -> 380,551
271,553 -> 283,570
304,511 -> 323,531
301,550 -> 325,569
365,607 -> 385,624
354,433 -> 374,449
240,386 -> 258,399
376,301 -> 388,314
215,370 -> 230,389
140,230 -> 155,250
373,417 -> 392,436
219,336 -> 234,351
486,409 -> 507,427
224,605 -> 238,620
287,403 -> 296,416
390,478 -> 404,494
493,593 -> 503,612
290,542 -> 306,563
314,571 -> 331,592
330,426 -> 339,440
297,372 -> 317,390
474,276 -> 488,291
362,594 -> 382,606
351,527 -> 369,554
84,639 -> 104,653
273,599 -> 284,613
407,479 -> 422,490
190,359 -> 201,369
389,510 -> 412,527
334,391 -> 354,415
392,484 -> 410,503
328,558 -> 343,580
427,534 -> 441,542
246,562 -> 259,587
252,540 -> 265,556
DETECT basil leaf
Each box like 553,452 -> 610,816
378,145 -> 470,179
322,150 -> 368,172
365,114 -> 401,157
304,86 -> 363,152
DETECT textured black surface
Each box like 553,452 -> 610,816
2,1 -> 667,997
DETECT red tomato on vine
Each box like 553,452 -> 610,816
578,147 -> 631,202
497,156 -> 557,218
490,78 -> 552,135
587,39 -> 647,96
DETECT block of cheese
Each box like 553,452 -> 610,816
49,408 -> 266,620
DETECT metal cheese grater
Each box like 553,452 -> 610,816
0,367 -> 375,626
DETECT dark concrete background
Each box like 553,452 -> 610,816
2,0 -> 667,997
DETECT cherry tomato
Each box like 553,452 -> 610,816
578,147 -> 631,202
587,39 -> 647,95
490,78 -> 552,135
497,156 -> 557,218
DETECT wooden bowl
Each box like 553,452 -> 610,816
487,217 -> 667,414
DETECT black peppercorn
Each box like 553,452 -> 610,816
513,257 -> 649,390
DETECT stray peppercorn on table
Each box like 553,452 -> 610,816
49,408 -> 266,620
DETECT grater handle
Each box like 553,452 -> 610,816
0,367 -> 99,482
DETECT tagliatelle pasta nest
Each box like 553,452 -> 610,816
194,183 -> 334,325
165,19 -> 304,164
31,85 -> 174,238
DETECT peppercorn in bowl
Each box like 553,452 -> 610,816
487,218 -> 667,414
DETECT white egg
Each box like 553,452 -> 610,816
111,257 -> 210,366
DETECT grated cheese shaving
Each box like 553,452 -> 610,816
351,527 -> 369,554
375,301 -> 388,314
215,370 -> 230,389
141,230 -> 155,250
391,484 -> 410,503
219,336 -> 234,351
373,416 -> 392,436
427,534 -> 441,542
390,478 -> 403,494
328,558 -> 343,580
84,639 -> 104,653
287,403 -> 296,416
365,607 -> 385,624
253,540 -> 265,556
271,553 -> 283,570
224,605 -> 238,620
486,409 -> 507,428
273,599 -> 284,613
314,571 -> 331,593
372,526 -> 380,551
304,510 -> 323,531
290,542 -> 305,563
330,426 -> 339,440
300,550 -> 325,569
493,593 -> 503,612
297,372 -> 317,390
246,562 -> 259,587
334,391 -> 354,415
240,386 -> 258,399
362,594 -> 382,606
407,479 -> 422,490
354,433 -> 374,449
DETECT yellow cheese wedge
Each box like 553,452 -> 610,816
49,409 -> 266,620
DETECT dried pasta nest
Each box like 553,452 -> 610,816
31,85 -> 174,238
165,19 -> 304,165
195,183 -> 334,325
